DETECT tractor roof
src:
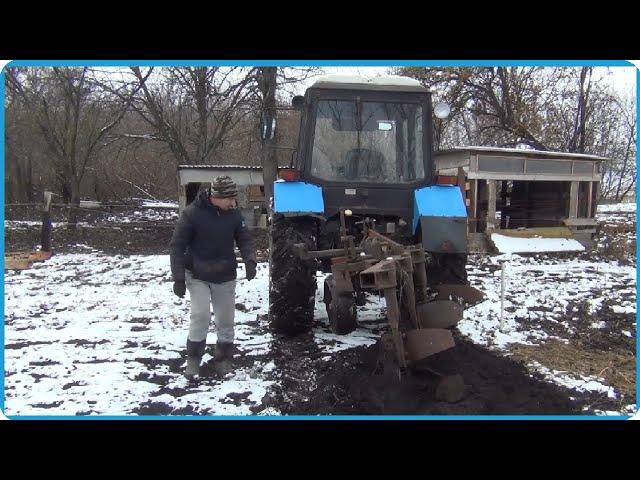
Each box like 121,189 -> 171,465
310,74 -> 429,93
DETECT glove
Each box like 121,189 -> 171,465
245,260 -> 257,281
173,280 -> 186,298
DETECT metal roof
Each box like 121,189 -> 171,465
310,74 -> 429,93
178,165 -> 264,170
438,146 -> 610,162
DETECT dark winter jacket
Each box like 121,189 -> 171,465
169,191 -> 256,284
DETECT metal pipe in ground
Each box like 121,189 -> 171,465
41,191 -> 53,252
500,261 -> 507,332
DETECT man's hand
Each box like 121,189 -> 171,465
173,280 -> 186,298
245,261 -> 257,281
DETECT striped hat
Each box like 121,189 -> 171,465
209,175 -> 238,198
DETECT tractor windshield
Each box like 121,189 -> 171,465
310,99 -> 425,184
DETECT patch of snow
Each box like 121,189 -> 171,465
3,254 -> 278,416
459,254 -> 635,351
529,361 -> 617,399
597,202 -> 636,213
491,234 -> 585,254
314,74 -> 371,85
313,74 -> 423,88
140,201 -> 178,209
612,305 -> 636,314
454,145 -> 610,161
370,75 -> 423,86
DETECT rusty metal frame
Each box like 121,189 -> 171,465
289,209 -> 466,373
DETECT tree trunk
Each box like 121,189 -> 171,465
67,177 -> 81,227
60,177 -> 72,204
259,67 -> 278,206
26,156 -> 33,202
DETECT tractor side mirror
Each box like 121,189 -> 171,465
434,102 -> 451,119
291,95 -> 305,110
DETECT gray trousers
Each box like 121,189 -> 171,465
185,270 -> 236,345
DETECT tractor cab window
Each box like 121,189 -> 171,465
310,99 -> 424,183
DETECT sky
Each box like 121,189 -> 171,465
2,61 -> 635,103
291,65 -> 637,98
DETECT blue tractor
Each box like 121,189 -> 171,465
268,75 -> 480,370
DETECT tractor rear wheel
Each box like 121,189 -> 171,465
427,253 -> 468,287
268,215 -> 317,335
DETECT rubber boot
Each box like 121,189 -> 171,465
185,356 -> 201,379
214,342 -> 234,376
214,342 -> 235,361
185,338 -> 206,379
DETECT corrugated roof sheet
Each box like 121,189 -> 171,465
440,146 -> 609,162
178,165 -> 289,169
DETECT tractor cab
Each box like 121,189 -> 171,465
289,75 -> 436,221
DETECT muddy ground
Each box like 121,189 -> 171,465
4,205 -> 636,415
4,204 -> 269,256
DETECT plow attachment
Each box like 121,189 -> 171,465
359,251 -> 465,369
405,328 -> 455,363
416,301 -> 463,329
434,284 -> 484,305
299,211 -> 484,376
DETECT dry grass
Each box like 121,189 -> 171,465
595,224 -> 637,262
509,339 -> 636,402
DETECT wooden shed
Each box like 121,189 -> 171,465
177,165 -> 267,227
435,146 -> 607,251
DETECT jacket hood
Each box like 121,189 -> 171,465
194,190 -> 216,210
195,190 -> 230,215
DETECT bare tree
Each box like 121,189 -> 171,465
4,85 -> 35,202
93,66 -> 319,201
396,66 -> 611,151
600,93 -> 637,201
258,67 -> 323,200
5,67 -> 139,224
566,67 -> 593,153
121,67 -> 259,169
257,67 -> 278,202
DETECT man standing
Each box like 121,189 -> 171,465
170,175 -> 257,379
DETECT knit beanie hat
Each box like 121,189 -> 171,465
209,175 -> 238,198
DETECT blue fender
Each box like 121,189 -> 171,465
413,185 -> 468,253
273,180 -> 324,215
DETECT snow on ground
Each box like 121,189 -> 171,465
491,234 -> 585,254
4,249 -> 636,416
5,200 -> 179,229
5,210 -> 178,228
3,256 -> 377,416
458,252 -> 636,414
141,201 -> 179,209
597,202 -> 636,213
461,254 -> 636,349
4,254 -> 268,415
458,255 -> 636,348
5,221 -> 91,229
3,202 -> 636,416
312,272 -> 382,355
528,361 -> 616,399
104,208 -> 178,223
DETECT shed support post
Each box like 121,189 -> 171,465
569,181 -> 579,218
486,180 -> 497,232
